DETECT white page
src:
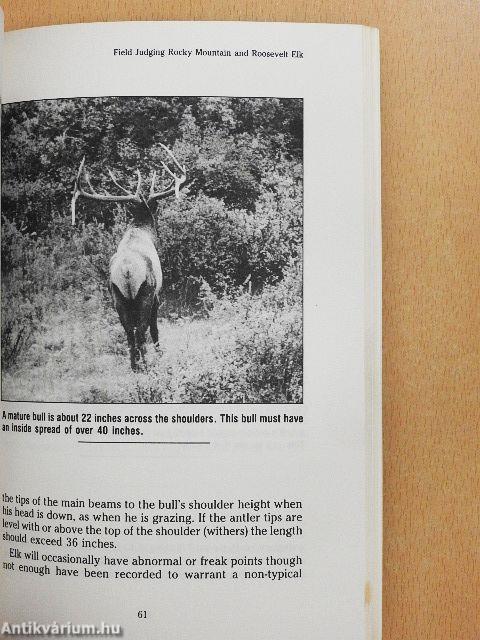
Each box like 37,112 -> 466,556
1,21 -> 381,640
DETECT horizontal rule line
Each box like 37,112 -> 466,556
78,440 -> 211,445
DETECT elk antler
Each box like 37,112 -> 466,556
71,145 -> 188,225
147,143 -> 187,205
71,157 -> 143,226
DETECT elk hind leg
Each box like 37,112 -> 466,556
134,283 -> 156,367
127,329 -> 138,370
150,295 -> 159,346
112,284 -> 139,370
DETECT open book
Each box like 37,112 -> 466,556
0,17 -> 381,640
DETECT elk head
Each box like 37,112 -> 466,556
71,144 -> 187,370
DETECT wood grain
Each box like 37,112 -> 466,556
1,1 -> 479,639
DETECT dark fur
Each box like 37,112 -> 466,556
111,280 -> 159,370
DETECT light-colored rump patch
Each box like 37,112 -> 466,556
110,228 -> 162,299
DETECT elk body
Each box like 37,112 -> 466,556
71,145 -> 187,369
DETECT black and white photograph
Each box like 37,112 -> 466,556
1,96 -> 303,403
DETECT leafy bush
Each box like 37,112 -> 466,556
2,97 -> 302,233
157,185 -> 301,312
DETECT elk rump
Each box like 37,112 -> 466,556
110,226 -> 162,369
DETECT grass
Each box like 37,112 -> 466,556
2,270 -> 302,405
1,302 -> 229,404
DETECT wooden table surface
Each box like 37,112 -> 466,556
2,1 -> 479,639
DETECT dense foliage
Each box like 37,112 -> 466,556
1,97 -> 303,403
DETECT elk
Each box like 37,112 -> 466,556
71,145 -> 187,370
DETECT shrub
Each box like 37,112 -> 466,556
157,189 -> 301,312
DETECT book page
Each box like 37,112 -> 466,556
1,21 -> 381,639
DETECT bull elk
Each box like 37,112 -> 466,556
71,144 -> 187,369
